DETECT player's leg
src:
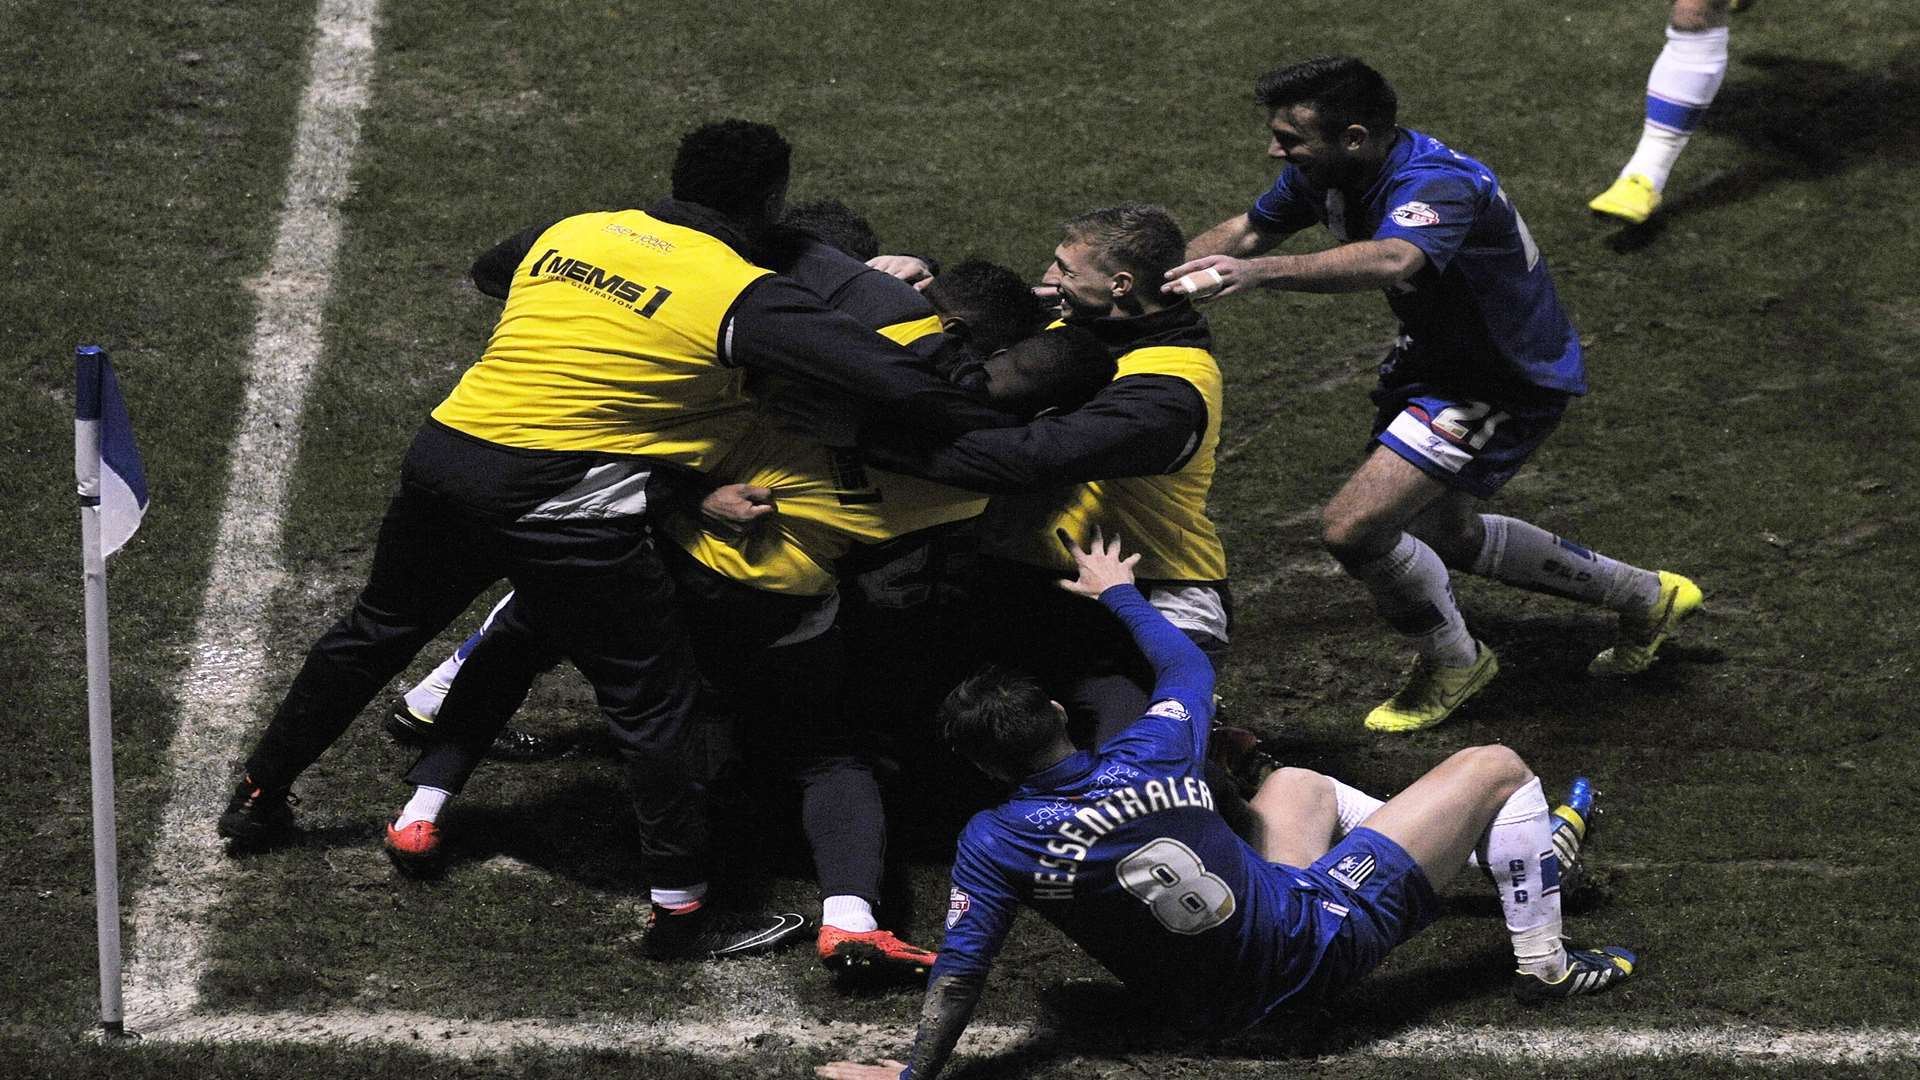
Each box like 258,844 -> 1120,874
383,598 -> 564,873
1435,504 -> 1703,676
775,629 -> 941,980
1361,745 -> 1636,997
1590,0 -> 1734,224
392,591 -> 511,727
1322,447 -> 1493,732
1246,767 -> 1341,867
221,487 -> 499,846
517,543 -> 807,959
385,592 -> 568,762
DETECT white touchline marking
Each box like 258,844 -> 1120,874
132,1011 -> 1920,1065
121,0 -> 383,1034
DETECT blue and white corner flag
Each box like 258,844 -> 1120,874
75,346 -> 149,557
74,343 -> 144,1035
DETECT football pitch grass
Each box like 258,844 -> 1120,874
5,1 -> 1919,1077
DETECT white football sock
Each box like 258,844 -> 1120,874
401,591 -> 515,720
651,883 -> 709,910
395,785 -> 450,828
822,894 -> 879,933
1477,776 -> 1568,981
1472,515 -> 1661,614
1622,26 -> 1730,191
1350,533 -> 1478,667
1330,778 -> 1385,837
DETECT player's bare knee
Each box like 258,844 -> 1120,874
1459,743 -> 1532,795
1255,767 -> 1331,810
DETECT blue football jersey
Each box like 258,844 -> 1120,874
1250,128 -> 1586,396
933,586 -> 1345,1034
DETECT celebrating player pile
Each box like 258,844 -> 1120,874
209,49 -> 1705,1076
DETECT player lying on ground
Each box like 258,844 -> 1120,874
819,531 -> 1637,1080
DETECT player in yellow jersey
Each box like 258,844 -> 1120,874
861,205 -> 1264,838
383,245 -> 1105,982
868,206 -> 1230,740
217,120 -> 1013,961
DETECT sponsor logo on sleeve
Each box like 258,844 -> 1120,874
1389,201 -> 1440,227
947,888 -> 971,929
1145,699 -> 1191,721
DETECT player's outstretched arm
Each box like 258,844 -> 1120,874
1184,212 -> 1282,261
818,972 -> 988,1080
1166,237 -> 1426,300
1056,526 -> 1141,598
1058,530 -> 1214,715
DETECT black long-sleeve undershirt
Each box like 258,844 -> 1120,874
858,372 -> 1208,494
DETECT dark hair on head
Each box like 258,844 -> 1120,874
670,119 -> 792,221
926,259 -> 1051,354
940,664 -> 1062,779
993,326 -> 1116,415
782,198 -> 881,261
1253,56 -> 1398,137
1061,204 -> 1187,291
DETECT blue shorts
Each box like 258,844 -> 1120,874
1296,827 -> 1441,996
1369,381 -> 1569,499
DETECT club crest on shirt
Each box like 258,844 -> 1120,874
1329,852 -> 1377,890
947,888 -> 971,928
1389,201 -> 1440,227
1145,699 -> 1190,721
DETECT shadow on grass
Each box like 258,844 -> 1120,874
1602,50 -> 1920,249
933,942 -> 1518,1075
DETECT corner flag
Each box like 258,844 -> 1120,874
75,345 -> 149,557
74,344 -> 146,1039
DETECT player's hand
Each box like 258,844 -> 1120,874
867,254 -> 934,291
1057,527 -> 1140,598
701,483 -> 776,536
1161,255 -> 1252,301
816,1059 -> 907,1080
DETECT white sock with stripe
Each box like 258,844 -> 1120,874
1472,515 -> 1661,614
1477,776 -> 1569,981
1350,533 -> 1478,667
1622,26 -> 1731,191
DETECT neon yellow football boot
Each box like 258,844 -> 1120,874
1364,640 -> 1499,733
1588,173 -> 1662,225
1589,571 -> 1703,676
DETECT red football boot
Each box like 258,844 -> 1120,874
817,926 -> 938,980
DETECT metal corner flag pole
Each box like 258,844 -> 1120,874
74,344 -> 136,1038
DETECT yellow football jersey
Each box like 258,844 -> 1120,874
432,210 -> 769,467
983,344 -> 1228,583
